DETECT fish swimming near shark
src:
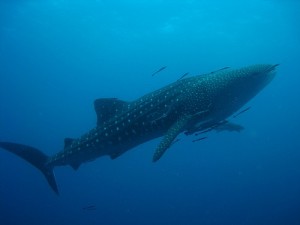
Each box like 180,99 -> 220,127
178,72 -> 189,81
151,66 -> 167,76
233,106 -> 251,118
0,64 -> 278,194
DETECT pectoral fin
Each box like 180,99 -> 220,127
214,122 -> 244,133
153,116 -> 190,162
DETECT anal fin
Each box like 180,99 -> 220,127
153,116 -> 190,162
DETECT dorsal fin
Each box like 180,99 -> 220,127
94,98 -> 129,127
64,138 -> 75,149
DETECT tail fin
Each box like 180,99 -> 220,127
0,142 -> 59,195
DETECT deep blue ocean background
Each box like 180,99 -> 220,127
0,0 -> 299,225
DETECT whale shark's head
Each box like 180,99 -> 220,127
236,64 -> 277,92
203,64 -> 278,119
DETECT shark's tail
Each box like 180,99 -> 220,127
0,142 -> 59,195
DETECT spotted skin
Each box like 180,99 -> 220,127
0,64 -> 278,194
46,64 -> 278,167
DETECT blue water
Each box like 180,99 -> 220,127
0,0 -> 299,224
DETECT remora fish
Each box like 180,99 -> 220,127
82,205 -> 97,210
151,66 -> 167,76
0,64 -> 278,194
233,106 -> 251,118
178,72 -> 189,81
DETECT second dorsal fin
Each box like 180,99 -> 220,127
94,98 -> 129,127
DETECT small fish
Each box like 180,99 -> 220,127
195,129 -> 211,136
194,121 -> 228,136
192,137 -> 207,142
233,106 -> 251,118
178,72 -> 189,81
210,66 -> 230,74
83,205 -> 97,210
151,66 -> 167,76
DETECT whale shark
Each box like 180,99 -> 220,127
0,63 -> 278,194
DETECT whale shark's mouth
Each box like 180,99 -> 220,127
251,64 -> 278,88
263,65 -> 278,85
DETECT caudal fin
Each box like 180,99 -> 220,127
0,142 -> 59,195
